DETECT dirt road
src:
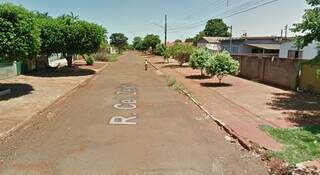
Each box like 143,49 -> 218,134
0,52 -> 268,175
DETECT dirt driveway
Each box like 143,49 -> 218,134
0,52 -> 267,175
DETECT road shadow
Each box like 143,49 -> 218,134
200,82 -> 232,88
0,83 -> 34,101
161,64 -> 189,69
26,67 -> 96,78
186,75 -> 211,80
267,92 -> 320,126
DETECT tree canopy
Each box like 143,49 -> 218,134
143,34 -> 161,53
203,19 -> 230,37
110,33 -> 128,53
292,0 -> 320,54
190,48 -> 212,75
0,3 -> 41,61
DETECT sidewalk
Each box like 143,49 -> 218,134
0,60 -> 108,138
146,55 -> 318,151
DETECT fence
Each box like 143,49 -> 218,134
232,55 -> 301,90
299,63 -> 320,93
0,62 -> 17,80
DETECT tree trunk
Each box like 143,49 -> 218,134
66,55 -> 73,68
201,68 -> 204,76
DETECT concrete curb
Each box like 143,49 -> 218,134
0,62 -> 109,141
147,58 -> 255,151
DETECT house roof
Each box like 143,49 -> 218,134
200,36 -> 293,43
201,37 -> 228,43
246,43 -> 281,50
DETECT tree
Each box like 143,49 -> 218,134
132,36 -> 142,50
190,49 -> 212,76
0,3 -> 41,62
175,39 -> 182,43
169,43 -> 194,66
203,19 -> 230,37
205,51 -> 239,83
192,31 -> 205,46
110,33 -> 128,54
292,0 -> 320,60
185,38 -> 194,43
155,43 -> 166,56
143,34 -> 161,53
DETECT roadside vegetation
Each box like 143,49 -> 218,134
0,3 -> 106,68
166,76 -> 185,92
262,125 -> 320,165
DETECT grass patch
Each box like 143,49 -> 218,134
93,52 -> 120,62
166,76 -> 185,92
261,125 -> 320,165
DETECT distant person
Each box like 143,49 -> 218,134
145,59 -> 148,71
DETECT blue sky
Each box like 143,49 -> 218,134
5,0 -> 309,43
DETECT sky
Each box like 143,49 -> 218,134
4,0 -> 309,43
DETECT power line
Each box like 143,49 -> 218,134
167,0 -> 280,33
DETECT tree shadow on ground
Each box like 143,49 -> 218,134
0,83 -> 34,101
161,64 -> 189,69
26,67 -> 96,78
200,82 -> 232,88
267,92 -> 320,127
186,75 -> 211,80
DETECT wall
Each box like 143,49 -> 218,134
300,63 -> 320,93
232,55 -> 301,89
0,62 -> 17,80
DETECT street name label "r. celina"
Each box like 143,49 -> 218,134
109,84 -> 137,125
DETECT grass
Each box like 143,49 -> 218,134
261,125 -> 320,165
93,52 -> 120,62
166,76 -> 185,92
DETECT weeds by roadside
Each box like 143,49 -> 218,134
166,76 -> 185,92
261,125 -> 320,165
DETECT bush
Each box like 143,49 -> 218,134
205,51 -> 239,83
85,55 -> 94,65
169,43 -> 194,66
155,44 -> 166,56
190,48 -> 212,76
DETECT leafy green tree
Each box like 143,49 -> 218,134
203,18 -> 230,37
192,31 -> 205,46
143,34 -> 161,53
205,51 -> 239,83
155,43 -> 166,56
170,43 -> 194,66
190,49 -> 212,76
175,39 -> 182,43
0,3 -> 41,62
110,33 -> 128,54
132,36 -> 142,50
292,0 -> 320,60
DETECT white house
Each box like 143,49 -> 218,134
279,41 -> 319,60
197,37 -> 228,52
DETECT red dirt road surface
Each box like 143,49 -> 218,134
0,52 -> 268,175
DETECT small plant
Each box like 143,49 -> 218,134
205,51 -> 239,83
167,77 -> 177,87
85,55 -> 95,65
190,48 -> 212,76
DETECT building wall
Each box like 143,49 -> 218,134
0,62 -> 17,80
279,41 -> 318,59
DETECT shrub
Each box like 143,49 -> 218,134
85,55 -> 94,65
155,43 -> 166,56
205,51 -> 239,83
190,48 -> 212,76
170,43 -> 194,66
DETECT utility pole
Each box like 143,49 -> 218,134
229,26 -> 233,53
284,25 -> 288,39
165,14 -> 167,47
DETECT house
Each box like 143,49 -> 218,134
198,36 -> 290,56
279,40 -> 318,60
